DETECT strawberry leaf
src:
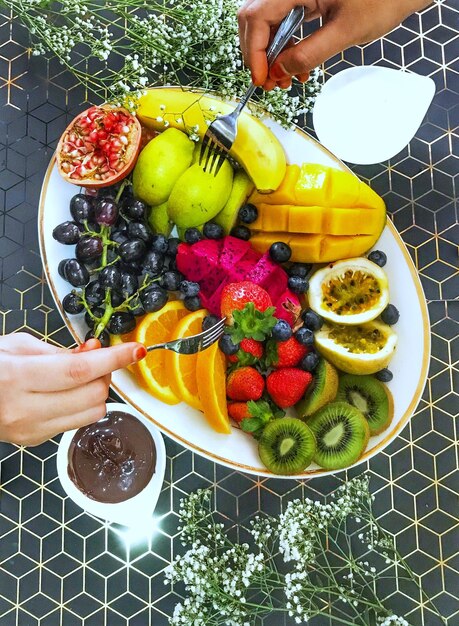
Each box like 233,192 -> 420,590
264,339 -> 279,368
228,303 -> 277,343
241,417 -> 263,432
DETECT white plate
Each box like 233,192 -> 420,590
56,402 -> 166,526
39,102 -> 430,479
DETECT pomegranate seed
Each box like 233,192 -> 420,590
115,162 -> 125,172
99,165 -> 109,174
97,129 -> 108,140
69,132 -> 77,142
89,130 -> 98,142
61,162 -> 72,172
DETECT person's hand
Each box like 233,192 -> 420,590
238,0 -> 432,90
0,333 -> 146,446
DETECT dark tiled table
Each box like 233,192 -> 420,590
0,2 -> 458,625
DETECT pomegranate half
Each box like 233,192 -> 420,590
56,106 -> 142,188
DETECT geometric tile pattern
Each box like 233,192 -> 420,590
0,1 -> 458,625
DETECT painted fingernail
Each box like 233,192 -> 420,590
133,346 -> 147,361
73,341 -> 88,353
270,63 -> 288,81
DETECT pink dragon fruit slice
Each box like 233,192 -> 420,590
219,236 -> 252,271
201,278 -> 230,315
176,239 -> 223,285
274,289 -> 302,327
244,253 -> 288,303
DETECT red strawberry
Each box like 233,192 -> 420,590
227,366 -> 265,401
221,281 -> 272,324
271,337 -> 308,368
266,368 -> 313,408
228,338 -> 264,364
227,402 -> 251,423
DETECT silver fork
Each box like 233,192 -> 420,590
146,317 -> 226,355
199,5 -> 305,175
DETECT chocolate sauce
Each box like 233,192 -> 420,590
68,411 -> 156,504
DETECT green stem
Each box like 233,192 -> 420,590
93,287 -> 113,337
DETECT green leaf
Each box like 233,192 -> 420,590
228,302 -> 277,343
264,339 -> 279,368
241,417 -> 263,433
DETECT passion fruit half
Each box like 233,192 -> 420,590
314,319 -> 397,375
56,106 -> 142,188
308,257 -> 389,325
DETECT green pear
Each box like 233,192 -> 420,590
132,128 -> 194,206
213,169 -> 254,233
147,202 -> 173,236
168,160 -> 233,228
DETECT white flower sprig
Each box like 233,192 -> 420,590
166,477 -> 445,626
5,0 -> 322,127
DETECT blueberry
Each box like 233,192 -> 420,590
375,368 -> 393,383
184,295 -> 202,311
127,221 -> 152,244
99,266 -> 122,291
52,221 -> 81,245
271,319 -> 292,341
202,314 -> 220,331
289,263 -> 312,278
368,250 -> 387,267
295,327 -> 315,346
85,328 -> 110,347
219,333 -> 239,356
143,250 -> 164,276
230,225 -> 251,241
269,241 -> 291,263
167,237 -> 180,256
141,286 -> 169,313
288,275 -> 309,294
108,311 -> 136,335
299,351 -> 320,372
184,228 -> 203,244
180,280 -> 200,297
151,234 -> 169,254
238,203 -> 258,224
62,293 -> 84,315
161,270 -> 183,291
203,221 -> 224,239
301,309 -> 324,331
380,304 -> 399,325
119,238 -> 147,263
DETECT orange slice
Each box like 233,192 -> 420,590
165,309 -> 207,411
196,341 -> 231,434
135,301 -> 189,404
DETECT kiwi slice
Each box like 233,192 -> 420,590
336,374 -> 392,435
296,358 -> 339,419
259,418 -> 316,475
308,402 -> 370,470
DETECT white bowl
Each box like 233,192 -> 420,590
56,402 -> 166,526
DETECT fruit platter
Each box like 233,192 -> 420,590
39,87 -> 430,478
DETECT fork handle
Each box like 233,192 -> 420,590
235,5 -> 305,113
146,344 -> 168,352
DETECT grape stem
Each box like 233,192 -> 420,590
94,287 -> 113,338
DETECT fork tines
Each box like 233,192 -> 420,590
201,318 -> 226,349
199,133 -> 228,176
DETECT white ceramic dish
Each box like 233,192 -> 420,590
41,94 -> 430,479
56,402 -> 166,525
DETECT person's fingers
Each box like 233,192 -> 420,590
277,78 -> 292,90
49,403 -> 110,439
239,0 -> 307,85
73,338 -> 101,353
32,374 -> 111,419
269,18 -> 347,81
23,342 -> 146,392
262,77 -> 278,91
0,332 -> 65,356
296,72 -> 310,83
